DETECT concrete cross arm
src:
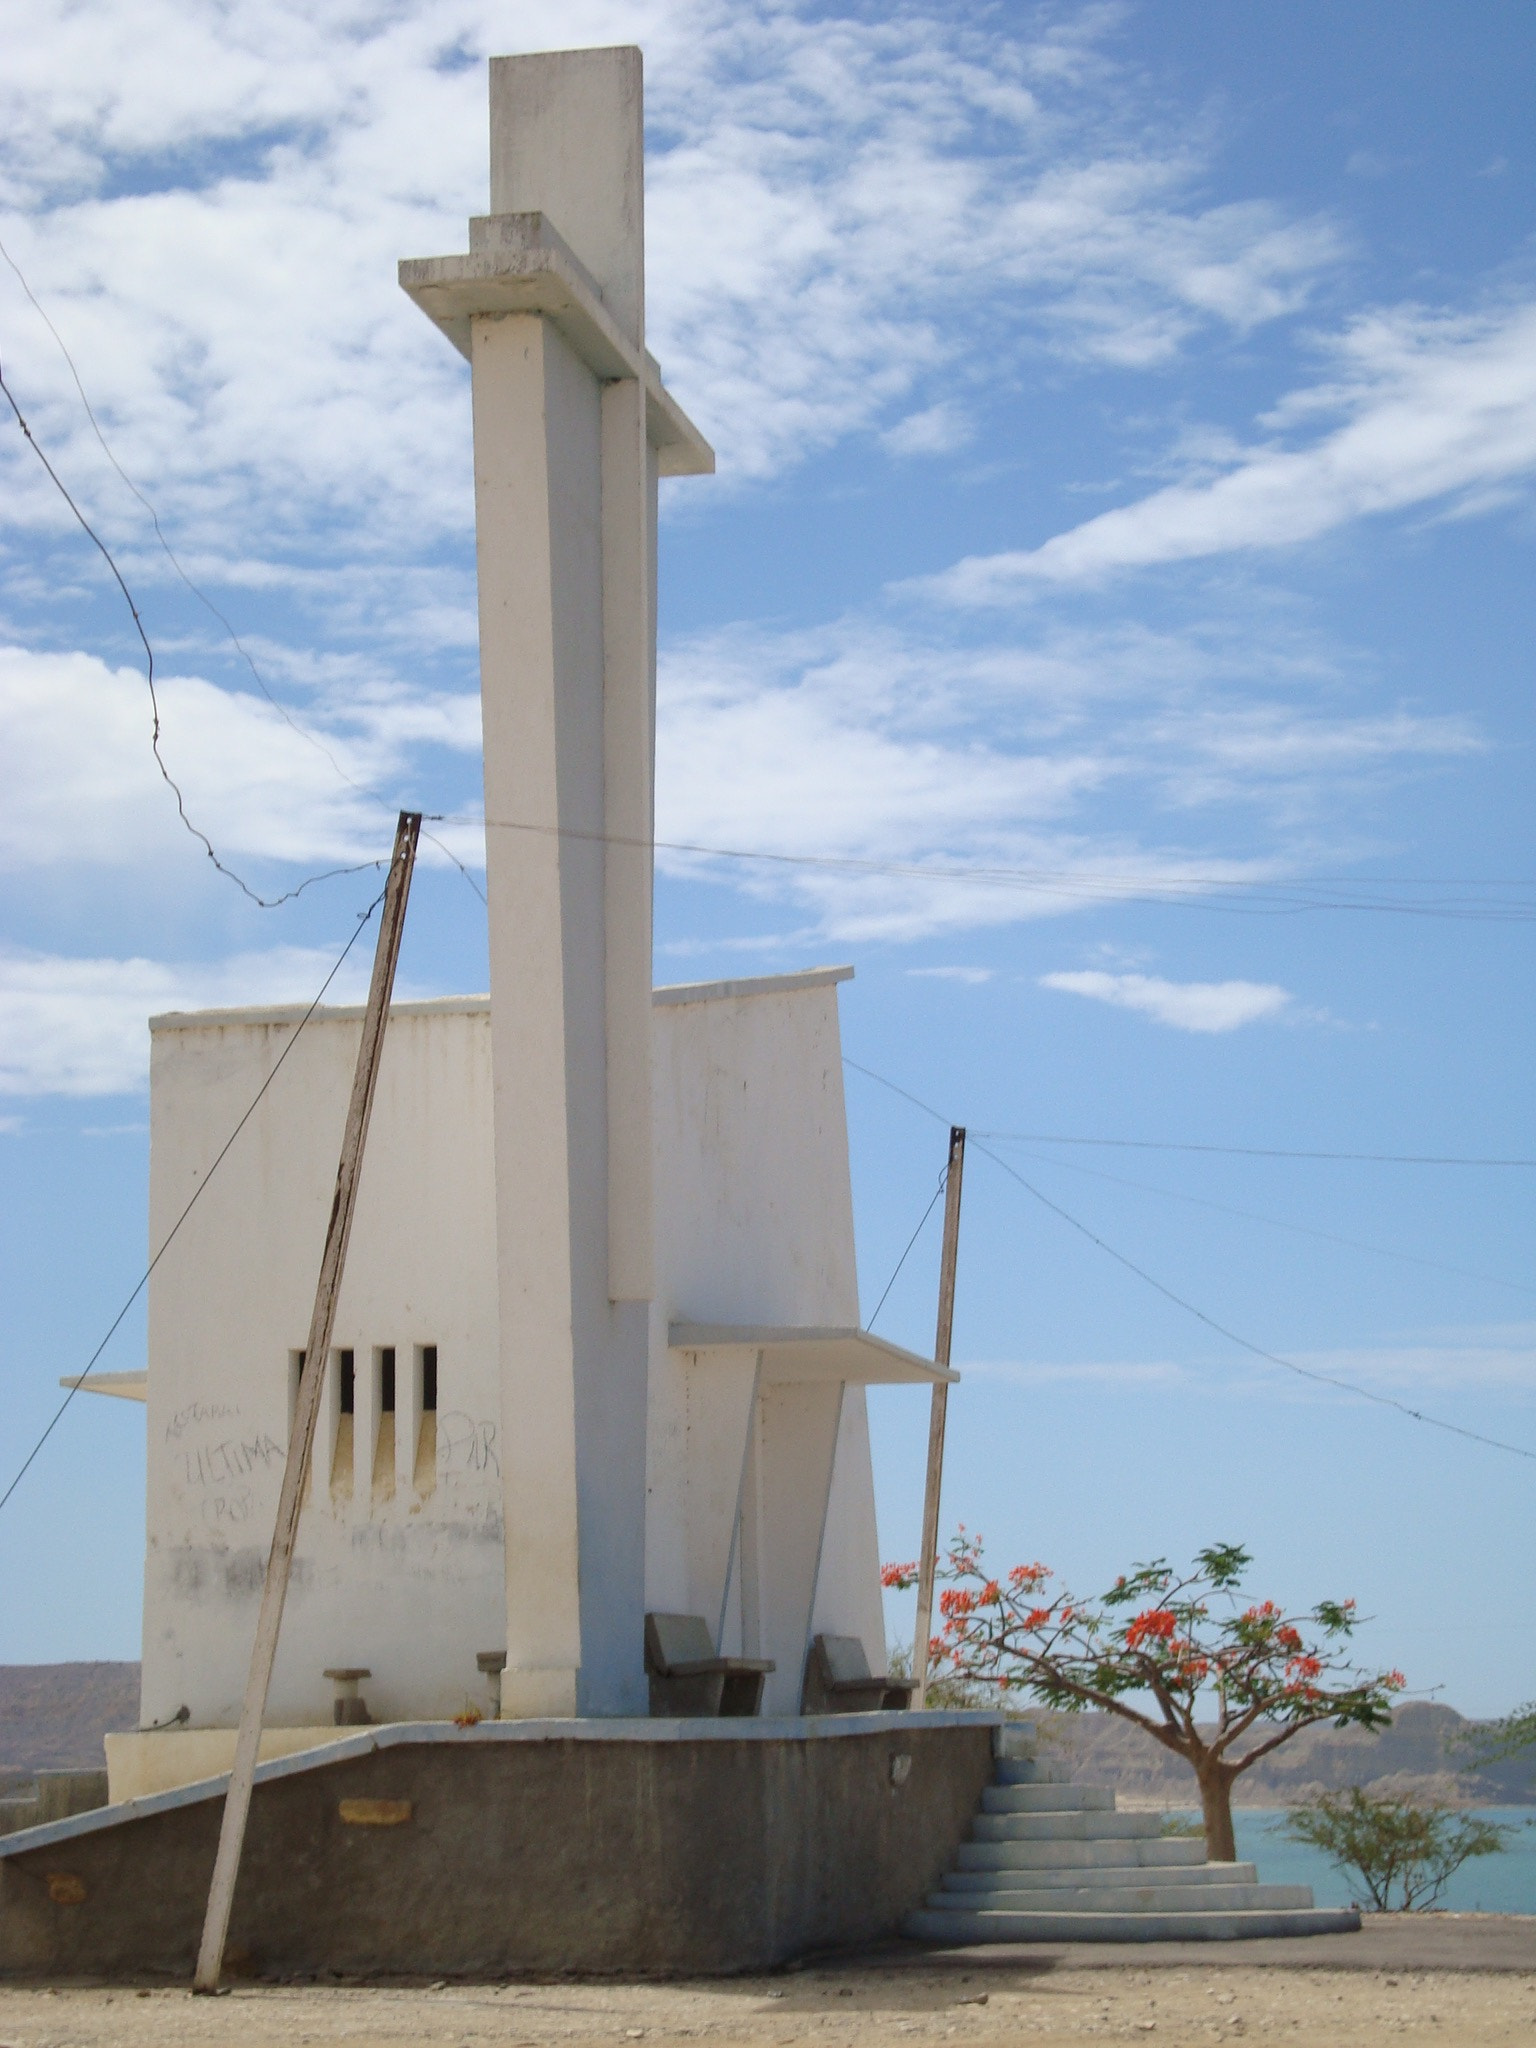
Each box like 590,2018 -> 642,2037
668,1325 -> 959,1388
398,212 -> 714,476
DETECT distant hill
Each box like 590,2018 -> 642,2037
0,1663 -> 140,1776
0,1664 -> 1529,1808
1030,1701 -> 1536,1808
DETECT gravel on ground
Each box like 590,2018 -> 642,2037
1,1929 -> 1534,2048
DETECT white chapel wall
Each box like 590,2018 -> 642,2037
142,971 -> 890,1728
142,999 -> 504,1731
647,970 -> 890,1689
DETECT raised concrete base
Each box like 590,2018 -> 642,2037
106,1729 -> 338,1803
0,1713 -> 997,1979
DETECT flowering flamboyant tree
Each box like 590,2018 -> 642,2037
884,1535 -> 1405,1860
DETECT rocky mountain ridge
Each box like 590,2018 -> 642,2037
1030,1700 -> 1535,1808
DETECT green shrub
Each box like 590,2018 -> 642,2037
1285,1787 -> 1510,1911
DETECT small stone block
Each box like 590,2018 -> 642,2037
993,1721 -> 1037,1761
338,1798 -> 412,1827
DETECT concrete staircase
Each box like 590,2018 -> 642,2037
906,1740 -> 1359,1945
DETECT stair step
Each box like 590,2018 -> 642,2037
981,1784 -> 1116,1814
904,1906 -> 1362,1945
972,1810 -> 1162,1842
924,1882 -> 1316,1915
943,1861 -> 1259,1894
958,1838 -> 1208,1872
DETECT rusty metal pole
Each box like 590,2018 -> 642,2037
193,812 -> 421,1993
911,1126 -> 965,1710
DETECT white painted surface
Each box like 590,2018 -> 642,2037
488,46 -> 645,348
142,1002 -> 504,1734
458,50 -> 703,1714
669,1326 -> 957,1385
132,52 -> 902,1762
142,972 -> 898,1741
647,979 -> 894,1694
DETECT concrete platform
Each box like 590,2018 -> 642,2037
0,1712 -> 997,1979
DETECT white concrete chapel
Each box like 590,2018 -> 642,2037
113,48 -> 952,1792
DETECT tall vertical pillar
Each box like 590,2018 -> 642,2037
400,47 -> 713,1715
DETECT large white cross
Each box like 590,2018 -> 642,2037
401,48 -> 713,1716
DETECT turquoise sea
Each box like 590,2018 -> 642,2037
1166,1808 -> 1536,1914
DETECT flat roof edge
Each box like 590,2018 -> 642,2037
150,995 -> 493,1032
150,967 -> 855,1031
652,965 -> 854,1007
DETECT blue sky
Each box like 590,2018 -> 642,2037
1,2 -> 1532,1713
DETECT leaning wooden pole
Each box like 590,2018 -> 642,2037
193,811 -> 421,1994
911,1125 -> 966,1710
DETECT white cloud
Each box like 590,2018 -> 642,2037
963,1328 -> 1536,1399
0,0 -> 1342,599
652,611 -> 1478,941
1039,969 -> 1292,1032
882,402 -> 973,458
929,300 -> 1536,599
962,1358 -> 1189,1387
0,942 -> 376,1096
907,966 -> 993,983
0,643 -> 479,878
0,3 -> 1500,963
1294,1326 -> 1536,1397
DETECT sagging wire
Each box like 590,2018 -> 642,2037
865,1165 -> 950,1333
843,1058 -> 1536,1465
0,889 -> 387,1517
0,347 -> 388,909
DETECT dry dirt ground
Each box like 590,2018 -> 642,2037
2,1951 -> 1535,2048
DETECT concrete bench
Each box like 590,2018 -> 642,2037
644,1613 -> 774,1717
802,1633 -> 913,1714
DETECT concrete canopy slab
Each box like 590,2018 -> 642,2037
670,1325 -> 958,1387
57,1372 -> 146,1402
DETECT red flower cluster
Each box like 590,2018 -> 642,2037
880,1561 -> 918,1590
1125,1607 -> 1179,1650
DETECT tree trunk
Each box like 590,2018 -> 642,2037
1197,1758 -> 1239,1863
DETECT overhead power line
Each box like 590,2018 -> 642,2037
977,1132 -> 1536,1169
865,1165 -> 950,1332
0,237 -> 371,803
0,253 -> 481,910
0,348 -> 392,910
844,1057 -> 1536,1465
2,252 -> 1528,933
459,812 -> 1535,922
0,893 -> 385,1518
991,1140 -> 1535,1299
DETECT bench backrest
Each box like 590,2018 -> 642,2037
816,1634 -> 875,1685
645,1611 -> 716,1672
